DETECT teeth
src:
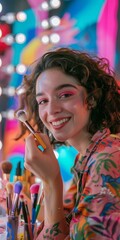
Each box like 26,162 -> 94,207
52,118 -> 69,126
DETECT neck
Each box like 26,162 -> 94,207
67,131 -> 92,156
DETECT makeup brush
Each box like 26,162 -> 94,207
30,183 -> 40,206
15,109 -> 46,150
11,181 -> 23,216
35,182 -> 44,220
35,190 -> 44,221
1,161 -> 12,181
19,194 -> 27,222
6,182 -> 13,215
24,199 -> 31,226
20,194 -> 33,240
30,183 -> 40,232
25,199 -> 33,238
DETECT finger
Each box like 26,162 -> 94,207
26,133 -> 48,152
25,134 -> 41,151
34,132 -> 46,150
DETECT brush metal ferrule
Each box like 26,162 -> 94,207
24,121 -> 35,135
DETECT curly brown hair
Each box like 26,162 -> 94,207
16,47 -> 120,143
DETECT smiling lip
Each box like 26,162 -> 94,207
50,117 -> 70,129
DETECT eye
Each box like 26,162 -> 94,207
38,99 -> 48,105
59,91 -> 74,99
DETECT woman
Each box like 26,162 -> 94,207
17,48 -> 120,239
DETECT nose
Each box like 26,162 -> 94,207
48,98 -> 62,115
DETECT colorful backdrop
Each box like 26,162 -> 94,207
0,0 -> 120,182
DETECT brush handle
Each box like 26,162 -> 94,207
8,193 -> 12,214
32,208 -> 36,234
33,132 -> 46,150
11,194 -> 19,215
24,121 -> 46,150
22,202 -> 32,240
25,202 -> 33,240
18,201 -> 22,215
24,121 -> 35,134
6,196 -> 9,215
35,191 -> 44,220
35,204 -> 40,221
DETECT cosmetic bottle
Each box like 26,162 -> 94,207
14,161 -> 23,182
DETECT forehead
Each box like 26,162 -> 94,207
36,68 -> 79,93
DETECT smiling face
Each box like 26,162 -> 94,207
36,68 -> 91,146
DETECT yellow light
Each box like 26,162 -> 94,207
2,64 -> 14,74
50,33 -> 60,43
41,1 -> 49,10
15,33 -> 26,44
41,20 -> 49,29
16,64 -> 27,74
0,58 -> 2,67
1,13 -> 15,24
0,3 -> 2,13
0,113 -> 2,122
0,29 -> 2,38
50,0 -> 61,9
0,141 -> 2,150
0,87 -> 2,96
2,87 -> 16,96
41,35 -> 49,44
2,110 -> 15,120
2,34 -> 14,45
50,16 -> 60,27
16,11 -> 27,22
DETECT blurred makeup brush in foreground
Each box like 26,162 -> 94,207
35,182 -> 44,221
6,182 -> 13,215
11,181 -> 23,216
1,161 -> 12,181
15,109 -> 46,151
30,183 -> 40,232
20,194 -> 33,240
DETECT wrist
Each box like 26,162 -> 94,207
43,172 -> 64,225
43,170 -> 62,190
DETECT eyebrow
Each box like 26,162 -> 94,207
36,83 -> 77,97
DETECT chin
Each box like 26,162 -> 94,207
53,135 -> 67,143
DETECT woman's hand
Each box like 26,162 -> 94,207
24,133 -> 64,225
24,133 -> 60,184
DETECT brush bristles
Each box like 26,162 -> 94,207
1,161 -> 12,174
6,182 -> 13,194
30,183 -> 40,194
16,109 -> 27,123
14,181 -> 23,194
20,194 -> 24,201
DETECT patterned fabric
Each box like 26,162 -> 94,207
37,128 -> 120,239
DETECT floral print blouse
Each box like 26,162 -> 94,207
37,128 -> 120,239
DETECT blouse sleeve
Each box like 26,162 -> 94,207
70,135 -> 120,239
36,134 -> 120,239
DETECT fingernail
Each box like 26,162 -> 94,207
38,145 -> 44,152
